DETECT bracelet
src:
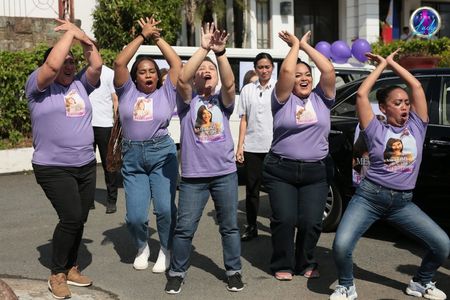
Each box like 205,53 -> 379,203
215,49 -> 226,57
139,33 -> 146,43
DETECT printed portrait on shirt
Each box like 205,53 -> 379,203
194,97 -> 224,143
133,97 -> 153,121
295,99 -> 317,125
65,89 -> 86,117
352,114 -> 386,186
383,127 -> 416,173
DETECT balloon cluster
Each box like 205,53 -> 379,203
315,39 -> 371,64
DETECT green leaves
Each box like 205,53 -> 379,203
92,0 -> 183,51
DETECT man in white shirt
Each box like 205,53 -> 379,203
90,64 -> 119,213
236,53 -> 276,241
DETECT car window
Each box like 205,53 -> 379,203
332,77 -> 431,118
443,79 -> 450,125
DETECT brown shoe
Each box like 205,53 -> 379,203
67,266 -> 92,287
48,273 -> 71,299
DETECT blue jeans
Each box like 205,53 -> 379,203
263,152 -> 328,274
121,135 -> 178,250
333,178 -> 450,287
169,172 -> 241,278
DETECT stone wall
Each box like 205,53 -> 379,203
0,17 -> 80,51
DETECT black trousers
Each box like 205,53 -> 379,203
243,152 -> 267,226
33,160 -> 96,274
263,153 -> 328,274
94,126 -> 118,204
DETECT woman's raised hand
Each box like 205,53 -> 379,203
386,48 -> 401,65
210,28 -> 229,54
200,22 -> 216,51
365,52 -> 387,66
278,30 -> 299,48
54,19 -> 92,45
299,31 -> 312,49
138,17 -> 162,40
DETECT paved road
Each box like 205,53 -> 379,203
0,166 -> 449,299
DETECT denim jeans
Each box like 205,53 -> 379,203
169,172 -> 241,278
333,178 -> 450,287
121,135 -> 178,250
263,152 -> 328,274
33,160 -> 96,274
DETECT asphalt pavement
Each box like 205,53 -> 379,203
0,166 -> 449,299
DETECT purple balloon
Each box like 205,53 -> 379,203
315,41 -> 331,59
331,40 -> 351,64
351,39 -> 372,62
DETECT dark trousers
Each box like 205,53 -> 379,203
243,152 -> 267,226
263,152 -> 328,274
94,126 -> 118,204
33,160 -> 96,274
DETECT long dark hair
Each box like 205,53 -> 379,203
130,55 -> 162,89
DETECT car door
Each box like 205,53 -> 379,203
415,75 -> 450,228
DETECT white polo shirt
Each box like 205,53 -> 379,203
237,78 -> 276,153
90,65 -> 116,127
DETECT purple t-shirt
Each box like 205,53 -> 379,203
25,69 -> 96,167
362,111 -> 427,190
177,92 -> 236,177
115,75 -> 176,141
271,86 -> 335,161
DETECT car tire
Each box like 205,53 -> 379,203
322,182 -> 343,232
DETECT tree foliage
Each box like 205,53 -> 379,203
92,0 -> 183,51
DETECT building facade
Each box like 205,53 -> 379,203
1,0 -> 449,51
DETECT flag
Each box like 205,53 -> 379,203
383,0 -> 394,43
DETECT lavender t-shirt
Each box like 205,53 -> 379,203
115,75 -> 176,141
362,111 -> 427,190
25,69 -> 96,167
177,93 -> 236,177
270,86 -> 335,161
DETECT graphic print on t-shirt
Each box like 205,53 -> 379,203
194,96 -> 224,143
383,127 -> 417,173
133,97 -> 153,121
295,99 -> 317,125
65,89 -> 86,117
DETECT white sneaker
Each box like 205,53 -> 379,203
152,247 -> 170,273
330,284 -> 358,300
406,279 -> 447,300
133,244 -> 150,270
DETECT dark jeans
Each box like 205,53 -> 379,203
243,152 -> 267,226
263,152 -> 328,274
33,160 -> 96,274
94,126 -> 118,204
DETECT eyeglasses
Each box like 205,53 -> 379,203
256,65 -> 272,70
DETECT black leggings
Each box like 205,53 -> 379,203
33,160 -> 96,274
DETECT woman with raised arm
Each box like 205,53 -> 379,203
25,19 -> 102,299
330,50 -> 450,300
113,17 -> 182,273
263,30 -> 335,281
165,23 -> 243,294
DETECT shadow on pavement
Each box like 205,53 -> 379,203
37,238 -> 93,271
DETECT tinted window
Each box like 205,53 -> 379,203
332,77 -> 431,118
443,78 -> 450,126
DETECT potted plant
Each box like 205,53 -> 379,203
371,37 -> 450,69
